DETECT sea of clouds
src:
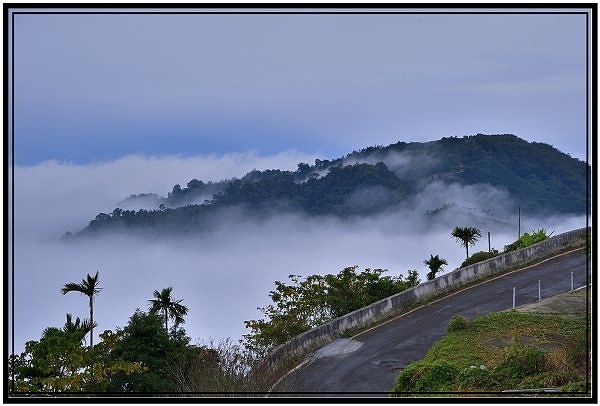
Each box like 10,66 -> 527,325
8,151 -> 586,353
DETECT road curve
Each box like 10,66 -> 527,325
273,248 -> 589,395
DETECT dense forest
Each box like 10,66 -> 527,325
69,134 -> 589,238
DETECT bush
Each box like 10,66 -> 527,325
460,249 -> 499,268
457,365 -> 498,391
519,370 -> 578,389
393,360 -> 460,392
495,344 -> 548,380
504,229 -> 549,252
561,380 -> 588,392
393,362 -> 423,392
446,315 -> 468,333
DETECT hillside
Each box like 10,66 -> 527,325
392,289 -> 589,394
70,134 -> 589,237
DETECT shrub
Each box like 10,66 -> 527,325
393,359 -> 460,392
519,370 -> 577,389
566,335 -> 588,371
495,344 -> 548,380
561,380 -> 588,392
460,249 -> 499,268
504,229 -> 549,252
393,361 -> 423,392
457,365 -> 498,391
446,315 -> 468,333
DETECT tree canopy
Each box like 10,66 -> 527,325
243,266 -> 420,354
148,287 -> 189,333
451,226 -> 482,259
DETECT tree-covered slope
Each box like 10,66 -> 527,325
71,134 -> 589,237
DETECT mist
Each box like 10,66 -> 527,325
8,152 -> 587,354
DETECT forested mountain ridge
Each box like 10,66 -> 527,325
70,134 -> 589,238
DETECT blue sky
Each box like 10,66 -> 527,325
9,8 -> 591,165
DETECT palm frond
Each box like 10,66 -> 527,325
61,271 -> 102,296
148,287 -> 189,330
61,282 -> 87,295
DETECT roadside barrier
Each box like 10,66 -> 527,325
265,227 -> 589,367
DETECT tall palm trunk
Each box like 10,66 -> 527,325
89,296 -> 94,348
164,309 -> 168,333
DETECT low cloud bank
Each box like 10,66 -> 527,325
9,152 -> 586,354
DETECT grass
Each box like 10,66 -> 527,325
391,310 -> 589,395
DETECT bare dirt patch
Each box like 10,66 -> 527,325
513,288 -> 589,319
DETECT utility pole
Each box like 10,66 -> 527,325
488,231 -> 491,252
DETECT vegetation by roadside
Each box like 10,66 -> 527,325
391,289 -> 590,396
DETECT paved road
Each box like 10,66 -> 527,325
274,248 -> 589,395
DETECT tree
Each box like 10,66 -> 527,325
61,271 -> 102,348
451,226 -> 482,259
148,287 -> 189,333
56,313 -> 96,345
243,267 -> 421,354
424,254 -> 448,280
8,327 -> 143,393
107,310 -> 182,392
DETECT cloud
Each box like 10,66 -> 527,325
8,152 -> 587,355
13,12 -> 588,163
12,150 -> 320,238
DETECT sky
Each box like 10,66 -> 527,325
6,7 -> 592,356
9,8 -> 590,164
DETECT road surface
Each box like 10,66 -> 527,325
273,248 -> 589,395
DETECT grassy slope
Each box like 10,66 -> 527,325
392,289 -> 590,395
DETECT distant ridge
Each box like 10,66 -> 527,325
70,134 -> 589,238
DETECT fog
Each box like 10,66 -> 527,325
8,152 -> 586,354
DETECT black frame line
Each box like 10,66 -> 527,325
4,3 -> 596,401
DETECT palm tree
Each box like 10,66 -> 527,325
62,313 -> 97,344
424,254 -> 448,280
61,271 -> 102,348
451,226 -> 482,259
42,313 -> 97,345
148,287 -> 189,333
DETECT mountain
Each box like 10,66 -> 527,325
69,134 -> 589,238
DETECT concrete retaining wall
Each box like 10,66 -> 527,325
265,227 -> 589,367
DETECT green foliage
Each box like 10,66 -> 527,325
243,267 -> 420,354
446,315 -> 468,333
561,380 -> 588,392
494,344 -> 548,380
456,364 -> 498,391
393,359 -> 460,392
459,249 -> 500,268
451,226 -> 481,258
519,370 -> 579,389
504,229 -> 549,252
106,310 -> 180,392
243,273 -> 331,354
8,328 -> 144,393
10,280 -> 278,394
61,271 -> 102,348
392,310 -> 588,393
324,267 -> 418,318
148,287 -> 189,332
424,254 -> 448,280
